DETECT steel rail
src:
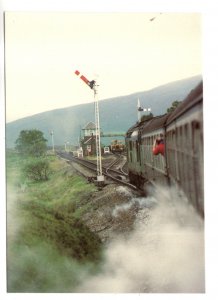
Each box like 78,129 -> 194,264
57,152 -> 137,190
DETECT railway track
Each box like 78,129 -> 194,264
57,151 -> 137,190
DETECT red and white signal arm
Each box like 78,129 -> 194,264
87,145 -> 91,152
75,70 -> 90,85
75,70 -> 95,90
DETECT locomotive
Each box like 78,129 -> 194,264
125,81 -> 203,217
110,139 -> 125,153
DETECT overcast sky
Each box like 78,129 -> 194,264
5,11 -> 201,122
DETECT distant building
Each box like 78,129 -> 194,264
82,121 -> 97,137
81,122 -> 97,156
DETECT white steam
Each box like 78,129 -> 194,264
7,182 -> 205,293
112,195 -> 157,217
77,186 -> 205,293
7,186 -> 24,244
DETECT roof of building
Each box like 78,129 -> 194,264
82,121 -> 96,130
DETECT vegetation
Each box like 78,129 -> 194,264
22,157 -> 50,181
15,129 -> 51,182
7,151 -> 103,292
15,129 -> 47,157
141,112 -> 154,122
166,100 -> 182,113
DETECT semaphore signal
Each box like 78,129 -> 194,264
74,69 -> 104,185
75,70 -> 96,90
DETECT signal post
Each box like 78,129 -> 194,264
75,70 -> 104,185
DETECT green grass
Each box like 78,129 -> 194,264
6,152 -> 103,292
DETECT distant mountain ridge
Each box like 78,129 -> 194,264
6,75 -> 202,148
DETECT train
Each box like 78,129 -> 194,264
110,139 -> 125,153
125,81 -> 204,217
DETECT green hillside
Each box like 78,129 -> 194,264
6,75 -> 202,148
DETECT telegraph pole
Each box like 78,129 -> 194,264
75,70 -> 104,184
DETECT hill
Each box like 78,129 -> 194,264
6,75 -> 202,148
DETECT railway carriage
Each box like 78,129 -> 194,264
126,115 -> 169,189
126,81 -> 203,216
165,82 -> 203,215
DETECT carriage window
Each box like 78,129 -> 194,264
192,121 -> 200,130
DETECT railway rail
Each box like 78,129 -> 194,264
104,154 -> 129,179
57,151 -> 137,190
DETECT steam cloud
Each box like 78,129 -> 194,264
7,184 -> 205,293
77,186 -> 205,293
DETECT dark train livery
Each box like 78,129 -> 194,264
126,82 -> 203,216
110,139 -> 125,153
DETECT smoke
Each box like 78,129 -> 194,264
77,185 -> 205,293
7,182 -> 205,293
7,240 -> 93,293
112,194 -> 157,217
7,186 -> 25,245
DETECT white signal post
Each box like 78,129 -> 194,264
93,83 -> 104,183
50,130 -> 55,153
65,141 -> 69,152
75,70 -> 104,184
137,98 -> 141,122
137,99 -> 151,121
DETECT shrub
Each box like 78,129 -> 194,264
23,158 -> 50,182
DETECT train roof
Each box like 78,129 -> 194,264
166,81 -> 203,125
126,81 -> 203,137
126,122 -> 141,137
126,114 -> 168,138
141,114 -> 169,134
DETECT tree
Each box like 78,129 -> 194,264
15,130 -> 47,157
167,100 -> 182,113
141,113 -> 153,122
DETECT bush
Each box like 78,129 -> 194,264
23,158 -> 50,182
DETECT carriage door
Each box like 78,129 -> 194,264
192,120 -> 204,214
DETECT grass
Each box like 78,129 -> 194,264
6,151 -> 103,292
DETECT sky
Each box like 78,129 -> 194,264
4,11 -> 202,122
